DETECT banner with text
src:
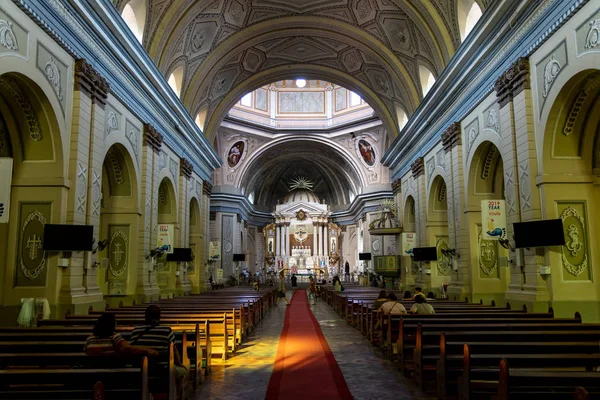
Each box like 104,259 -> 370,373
482,200 -> 507,240
401,232 -> 417,255
0,158 -> 13,224
209,240 -> 221,260
157,224 -> 174,253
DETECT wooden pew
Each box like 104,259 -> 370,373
495,358 -> 600,400
0,356 -> 149,400
456,343 -> 600,400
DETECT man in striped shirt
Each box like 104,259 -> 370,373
131,305 -> 187,395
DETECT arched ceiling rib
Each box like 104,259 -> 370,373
119,0 -> 480,140
240,140 -> 362,211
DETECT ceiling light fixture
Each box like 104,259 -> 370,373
296,79 -> 306,88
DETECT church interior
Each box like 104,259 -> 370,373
0,0 -> 600,399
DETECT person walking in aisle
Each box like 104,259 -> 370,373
275,271 -> 290,306
308,276 -> 317,305
291,273 -> 298,292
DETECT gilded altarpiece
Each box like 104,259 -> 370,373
477,225 -> 499,279
558,203 -> 591,281
107,225 -> 129,295
15,203 -> 50,287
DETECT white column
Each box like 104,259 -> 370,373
318,223 -> 323,256
276,224 -> 281,257
313,223 -> 318,256
285,223 -> 290,257
324,224 -> 329,258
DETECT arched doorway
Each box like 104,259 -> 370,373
156,177 -> 178,297
188,196 -> 202,293
427,175 -> 451,295
97,144 -> 138,300
0,72 -> 65,313
466,141 -> 508,304
540,70 -> 600,320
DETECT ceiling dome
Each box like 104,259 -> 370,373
282,188 -> 321,205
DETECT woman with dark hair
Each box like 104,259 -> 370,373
372,290 -> 388,311
403,291 -> 412,299
84,313 -> 158,356
409,294 -> 435,315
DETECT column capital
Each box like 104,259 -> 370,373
441,122 -> 462,152
495,57 -> 530,107
392,178 -> 402,194
202,180 -> 212,196
410,156 -> 425,178
143,123 -> 163,153
74,58 -> 110,106
179,158 -> 193,178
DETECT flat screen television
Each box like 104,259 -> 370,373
513,219 -> 565,248
233,253 -> 246,262
412,247 -> 438,262
42,224 -> 94,252
166,248 -> 193,262
359,252 -> 372,261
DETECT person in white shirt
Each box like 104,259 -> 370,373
409,294 -> 435,315
378,293 -> 408,315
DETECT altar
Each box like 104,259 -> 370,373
263,177 -> 341,277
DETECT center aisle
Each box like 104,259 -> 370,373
266,290 -> 353,400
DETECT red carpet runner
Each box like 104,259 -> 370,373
266,290 -> 353,400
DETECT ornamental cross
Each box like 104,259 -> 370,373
26,234 -> 42,260
113,243 -> 124,266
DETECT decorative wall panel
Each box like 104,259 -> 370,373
15,203 -> 50,287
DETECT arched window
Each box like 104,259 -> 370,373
396,104 -> 408,131
458,0 -> 483,41
240,92 -> 252,107
121,0 -> 146,43
168,66 -> 184,98
418,65 -> 436,97
248,192 -> 254,204
195,107 -> 207,132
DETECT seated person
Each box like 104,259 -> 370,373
372,290 -> 388,311
426,291 -> 436,300
252,281 -> 259,291
409,287 -> 425,300
379,293 -> 407,315
402,290 -> 412,299
131,305 -> 187,394
409,294 -> 435,315
84,313 -> 158,356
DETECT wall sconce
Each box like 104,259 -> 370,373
499,239 -> 515,252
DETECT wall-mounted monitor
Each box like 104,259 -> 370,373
233,253 -> 246,262
513,219 -> 565,248
42,224 -> 94,252
412,247 -> 438,262
166,248 -> 193,262
359,253 -> 372,260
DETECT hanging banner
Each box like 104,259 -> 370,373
482,200 -> 507,240
209,240 -> 221,260
157,224 -> 174,253
0,158 -> 13,224
401,232 -> 416,255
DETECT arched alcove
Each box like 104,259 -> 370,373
188,197 -> 202,293
418,65 -> 436,97
427,175 -> 451,281
404,195 -> 416,233
167,66 -> 184,98
98,144 -> 139,298
121,0 -> 147,43
156,177 -> 178,296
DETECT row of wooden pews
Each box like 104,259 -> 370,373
0,287 -> 277,400
321,285 -> 600,400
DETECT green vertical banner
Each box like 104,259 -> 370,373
107,225 -> 129,295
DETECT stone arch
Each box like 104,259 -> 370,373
0,70 -> 66,299
538,69 -> 600,301
155,176 -> 178,295
404,195 -> 417,233
98,143 -> 139,298
428,174 -> 448,220
467,141 -> 504,204
188,196 -> 202,293
202,65 -> 402,145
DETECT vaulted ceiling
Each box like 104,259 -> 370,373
115,0 -> 489,142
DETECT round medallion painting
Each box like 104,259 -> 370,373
227,141 -> 244,168
358,139 -> 375,166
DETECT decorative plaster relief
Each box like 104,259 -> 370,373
92,170 -> 101,216
465,118 -> 479,156
584,19 -> 600,49
481,145 -> 497,180
436,150 -> 445,170
518,160 -> 531,211
105,109 -> 120,137
436,237 -> 451,276
426,158 -> 435,181
484,105 -> 500,135
576,12 -> 600,56
76,163 -> 87,213
0,77 -> 41,141
0,19 -> 18,51
145,194 -> 151,232
504,170 -> 516,215
196,181 -> 202,197
542,55 -> 561,98
19,209 -> 47,281
169,158 -> 178,182
559,204 -> 589,278
106,149 -> 124,185
562,74 -> 600,136
478,230 -> 498,277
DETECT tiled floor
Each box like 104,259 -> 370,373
194,291 -> 434,399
